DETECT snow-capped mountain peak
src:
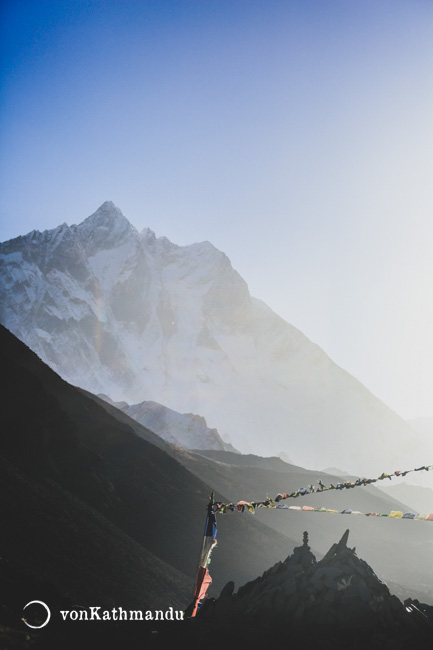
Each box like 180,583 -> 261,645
0,203 -> 426,477
72,201 -> 137,254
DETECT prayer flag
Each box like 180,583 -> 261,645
191,496 -> 217,617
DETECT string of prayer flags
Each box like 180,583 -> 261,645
215,501 -> 433,522
214,463 -> 432,513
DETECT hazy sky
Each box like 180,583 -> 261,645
1,0 -> 432,420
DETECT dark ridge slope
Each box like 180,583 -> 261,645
0,324 -> 296,613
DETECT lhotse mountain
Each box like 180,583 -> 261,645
0,201 -> 423,476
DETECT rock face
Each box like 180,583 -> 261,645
196,530 -> 433,644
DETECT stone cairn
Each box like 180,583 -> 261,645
197,530 -> 433,640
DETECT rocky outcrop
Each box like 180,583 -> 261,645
194,530 -> 432,648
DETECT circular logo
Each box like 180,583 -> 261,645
23,600 -> 51,629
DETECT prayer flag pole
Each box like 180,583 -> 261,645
187,492 -> 217,618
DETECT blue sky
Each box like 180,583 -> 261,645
1,0 -> 433,419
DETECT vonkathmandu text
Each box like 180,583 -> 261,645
60,607 -> 184,621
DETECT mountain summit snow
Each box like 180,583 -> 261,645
0,202 -> 422,475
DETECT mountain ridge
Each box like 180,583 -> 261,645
98,393 -> 238,452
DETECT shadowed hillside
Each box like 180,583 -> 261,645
0,324 -> 298,647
